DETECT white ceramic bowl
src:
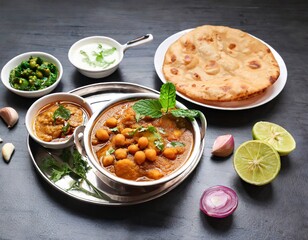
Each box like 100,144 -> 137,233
26,92 -> 93,149
74,93 -> 207,190
1,52 -> 63,98
68,34 -> 153,78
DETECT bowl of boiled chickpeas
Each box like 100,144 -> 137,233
74,92 -> 205,189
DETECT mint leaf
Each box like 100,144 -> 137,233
132,99 -> 162,118
53,105 -> 71,122
171,109 -> 200,121
159,82 -> 176,112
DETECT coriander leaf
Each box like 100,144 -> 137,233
155,140 -> 164,151
132,99 -> 162,119
171,109 -> 200,121
106,148 -> 115,156
170,141 -> 185,147
159,82 -> 176,112
102,47 -> 116,56
50,166 -> 70,182
53,105 -> 71,122
147,125 -> 157,133
41,149 -> 104,199
146,126 -> 164,151
109,127 -> 118,132
62,123 -> 70,135
41,156 -> 71,182
95,51 -> 104,63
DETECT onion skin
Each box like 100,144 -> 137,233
200,185 -> 238,218
211,134 -> 234,157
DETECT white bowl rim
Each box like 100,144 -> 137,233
83,92 -> 203,187
1,51 -> 63,94
68,36 -> 124,73
26,92 -> 93,148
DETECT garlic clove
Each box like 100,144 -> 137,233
0,138 -> 3,143
212,134 -> 234,157
0,107 -> 19,128
2,143 -> 15,162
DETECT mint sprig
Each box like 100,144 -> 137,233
132,83 -> 201,121
160,82 -> 176,112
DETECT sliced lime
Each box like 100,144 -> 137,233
233,140 -> 281,186
252,121 -> 296,156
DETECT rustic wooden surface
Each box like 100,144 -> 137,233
0,0 -> 307,239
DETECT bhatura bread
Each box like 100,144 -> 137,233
162,25 -> 280,102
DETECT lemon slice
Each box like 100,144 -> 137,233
233,140 -> 281,186
252,121 -> 296,156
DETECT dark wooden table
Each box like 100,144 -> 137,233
1,0 -> 307,239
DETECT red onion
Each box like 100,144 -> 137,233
200,185 -> 238,218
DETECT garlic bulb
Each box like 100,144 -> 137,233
2,143 -> 15,162
0,107 -> 19,128
212,134 -> 234,157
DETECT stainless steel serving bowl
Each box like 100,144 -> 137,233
74,93 -> 206,192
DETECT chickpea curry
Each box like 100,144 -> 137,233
34,101 -> 88,142
91,100 -> 195,181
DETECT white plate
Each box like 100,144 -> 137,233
154,29 -> 288,110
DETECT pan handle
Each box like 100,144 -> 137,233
198,111 -> 207,140
74,125 -> 87,158
122,34 -> 153,52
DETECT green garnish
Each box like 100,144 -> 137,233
159,82 -> 176,112
53,105 -> 71,122
132,99 -> 163,119
106,148 -> 115,156
80,44 -> 117,69
170,141 -> 185,147
9,56 -> 58,91
61,123 -> 70,135
109,127 -> 118,132
132,83 -> 201,121
170,109 -> 200,121
41,149 -> 104,199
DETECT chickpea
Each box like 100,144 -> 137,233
114,148 -> 128,160
128,144 -> 139,155
121,128 -> 134,138
95,128 -> 109,142
147,169 -> 164,180
105,117 -> 118,128
138,136 -> 149,149
145,148 -> 157,161
173,129 -> 183,138
134,151 -> 146,165
163,148 -> 178,160
114,134 -> 126,147
102,155 -> 114,167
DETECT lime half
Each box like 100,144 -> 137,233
252,121 -> 296,156
233,140 -> 281,186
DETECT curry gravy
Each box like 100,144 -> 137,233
91,100 -> 194,181
33,101 -> 89,142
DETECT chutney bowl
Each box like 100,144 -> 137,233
1,51 -> 63,98
26,92 -> 93,149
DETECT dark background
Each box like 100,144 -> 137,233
0,0 -> 307,239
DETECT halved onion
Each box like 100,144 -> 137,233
200,185 -> 238,218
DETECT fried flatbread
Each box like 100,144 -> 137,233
162,25 -> 280,102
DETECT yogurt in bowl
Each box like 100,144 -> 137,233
68,34 -> 153,79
